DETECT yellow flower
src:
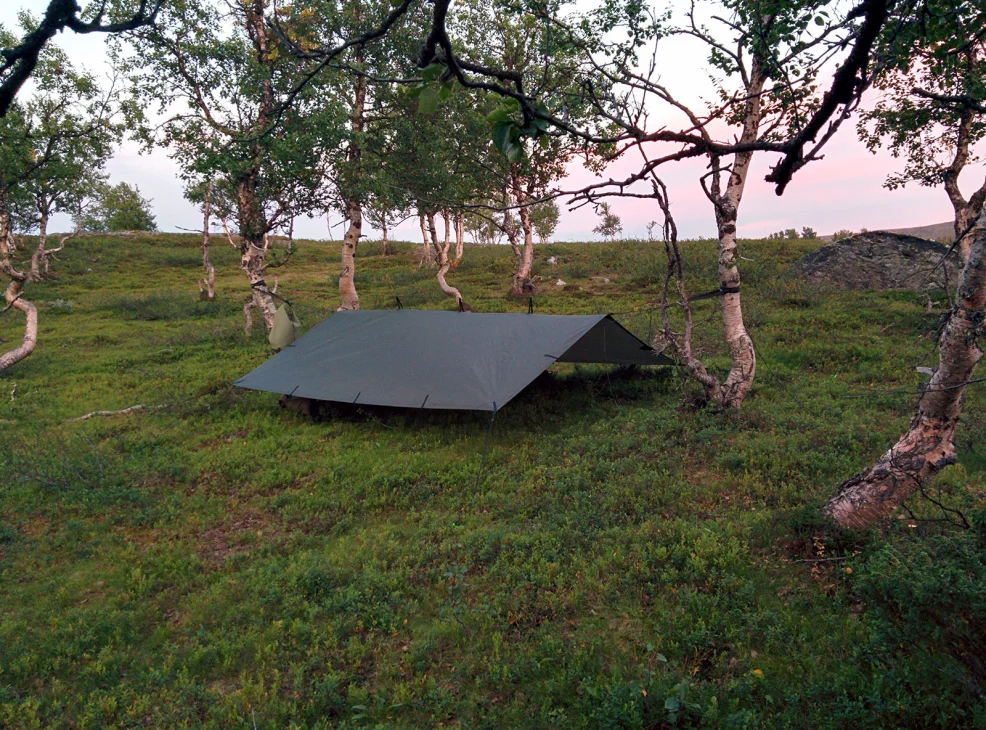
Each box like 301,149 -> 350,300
751,669 -> 764,679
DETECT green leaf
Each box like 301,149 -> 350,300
438,82 -> 454,102
421,63 -> 445,83
418,86 -> 441,115
492,121 -> 513,154
505,141 -> 524,163
485,108 -> 512,124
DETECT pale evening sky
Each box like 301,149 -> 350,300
2,1 -> 979,241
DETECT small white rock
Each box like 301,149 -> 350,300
554,279 -> 566,287
546,256 -> 557,265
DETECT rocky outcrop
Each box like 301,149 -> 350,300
799,232 -> 959,290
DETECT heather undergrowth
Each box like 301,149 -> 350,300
0,234 -> 983,729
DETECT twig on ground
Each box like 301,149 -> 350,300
68,403 -> 169,422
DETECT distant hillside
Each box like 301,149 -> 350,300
880,221 -> 954,241
823,220 -> 954,242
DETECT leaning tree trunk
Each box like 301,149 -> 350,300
199,192 -> 216,301
0,280 -> 36,374
338,199 -> 361,311
825,214 -> 986,529
510,170 -> 536,296
0,206 -> 36,374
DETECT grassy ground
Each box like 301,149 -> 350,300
0,234 -> 984,729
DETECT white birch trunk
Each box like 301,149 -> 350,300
510,169 -> 536,296
338,68 -> 365,312
338,199 -> 361,311
0,280 -> 37,374
430,211 -> 467,309
241,242 -> 276,331
0,205 -> 36,374
419,213 -> 433,266
705,63 -> 765,409
825,212 -> 986,528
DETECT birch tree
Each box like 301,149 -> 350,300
123,0 -> 337,331
385,75 -> 496,308
859,0 -> 985,262
826,0 -> 986,529
405,0 -> 894,409
1,26 -> 117,374
456,3 -> 598,297
275,0 -> 425,311
183,179 -> 225,301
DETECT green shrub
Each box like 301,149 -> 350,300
851,525 -> 986,693
100,291 -> 241,320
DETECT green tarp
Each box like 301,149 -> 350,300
235,310 -> 673,411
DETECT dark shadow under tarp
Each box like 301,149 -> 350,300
234,310 -> 673,412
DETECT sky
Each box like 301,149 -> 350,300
2,1 -> 979,241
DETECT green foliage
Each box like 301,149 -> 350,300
79,181 -> 157,232
593,202 -> 622,241
120,0 -> 349,243
851,526 -> 986,696
530,199 -> 560,243
858,0 -> 986,192
0,23 -> 119,234
1,233 -> 984,728
99,290 -> 241,320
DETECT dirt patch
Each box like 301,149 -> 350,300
198,511 -> 276,565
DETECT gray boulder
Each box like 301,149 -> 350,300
798,232 -> 958,290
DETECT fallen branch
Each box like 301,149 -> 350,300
794,556 -> 849,563
68,403 -> 168,422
